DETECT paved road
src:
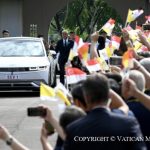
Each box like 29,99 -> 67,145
0,94 -> 64,150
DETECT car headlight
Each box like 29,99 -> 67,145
29,66 -> 49,71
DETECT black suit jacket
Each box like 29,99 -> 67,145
64,108 -> 146,150
55,39 -> 74,64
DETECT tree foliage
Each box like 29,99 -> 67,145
49,0 -> 123,41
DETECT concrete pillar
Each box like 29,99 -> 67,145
0,0 -> 22,37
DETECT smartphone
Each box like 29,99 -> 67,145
45,120 -> 55,135
110,56 -> 122,66
142,24 -> 150,30
27,107 -> 46,117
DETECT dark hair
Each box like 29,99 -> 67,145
118,37 -> 128,55
71,56 -> 82,68
82,74 -> 110,104
104,72 -> 122,83
71,56 -> 89,74
51,40 -> 55,43
2,30 -> 9,34
37,34 -> 44,38
70,31 -> 75,34
71,81 -> 86,107
108,78 -> 121,95
59,106 -> 86,132
97,36 -> 105,50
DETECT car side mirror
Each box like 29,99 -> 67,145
49,50 -> 56,55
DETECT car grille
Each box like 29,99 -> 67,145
0,68 -> 29,72
0,81 -> 41,91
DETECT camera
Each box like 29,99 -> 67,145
27,107 -> 47,117
109,56 -> 122,66
142,24 -> 150,30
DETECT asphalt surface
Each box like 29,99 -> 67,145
0,93 -> 65,150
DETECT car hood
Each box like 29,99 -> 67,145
0,57 -> 50,67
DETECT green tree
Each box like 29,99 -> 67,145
49,0 -> 123,41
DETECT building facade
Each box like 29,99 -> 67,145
0,0 -> 149,39
0,0 -> 22,36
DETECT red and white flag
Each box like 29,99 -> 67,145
122,49 -> 134,68
86,59 -> 101,73
75,35 -> 80,45
77,43 -> 89,61
101,18 -> 115,36
65,67 -> 86,84
72,35 -> 83,52
111,35 -> 121,50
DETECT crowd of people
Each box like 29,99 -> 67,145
1,16 -> 150,150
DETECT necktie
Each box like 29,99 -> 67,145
65,40 -> 66,47
64,40 -> 67,47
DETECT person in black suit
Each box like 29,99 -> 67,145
55,30 -> 74,84
64,74 -> 146,150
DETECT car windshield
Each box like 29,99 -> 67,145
0,39 -> 45,57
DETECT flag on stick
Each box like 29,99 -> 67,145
100,18 -> 115,36
65,67 -> 86,84
97,57 -> 110,71
105,46 -> 112,58
126,9 -> 144,23
86,59 -> 101,73
122,49 -> 134,68
40,82 -> 56,101
72,36 -> 83,52
55,89 -> 71,106
78,43 -> 89,61
40,82 -> 71,105
69,49 -> 78,61
98,49 -> 109,60
55,82 -> 70,96
75,35 -> 80,45
111,35 -> 121,50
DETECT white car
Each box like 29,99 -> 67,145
0,37 -> 56,91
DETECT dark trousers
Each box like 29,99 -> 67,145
59,62 -> 65,85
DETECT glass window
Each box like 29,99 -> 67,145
0,39 -> 45,57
